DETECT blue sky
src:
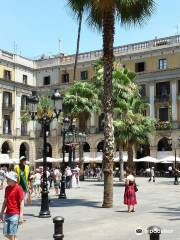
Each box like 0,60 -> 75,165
0,0 -> 179,58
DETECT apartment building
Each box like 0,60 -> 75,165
0,35 -> 180,165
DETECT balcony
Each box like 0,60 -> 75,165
21,105 -> 28,112
3,128 -> 12,135
2,103 -> 14,111
21,129 -> 29,136
155,95 -> 170,103
155,121 -> 172,131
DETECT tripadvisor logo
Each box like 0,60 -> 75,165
135,227 -> 143,235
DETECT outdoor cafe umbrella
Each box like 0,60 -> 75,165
134,156 -> 160,163
35,157 -> 60,163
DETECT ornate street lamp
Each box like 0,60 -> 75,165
28,90 -> 63,218
167,136 -> 180,185
59,117 -> 71,199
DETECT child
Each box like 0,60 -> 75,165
0,171 -> 24,240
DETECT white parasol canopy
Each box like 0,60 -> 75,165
134,156 -> 160,163
35,157 -> 60,163
159,155 -> 180,163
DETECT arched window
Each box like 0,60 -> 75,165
97,141 -> 104,152
83,142 -> 90,152
19,143 -> 29,158
158,137 -> 172,151
1,141 -> 11,154
98,113 -> 104,132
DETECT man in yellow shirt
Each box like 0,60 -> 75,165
15,156 -> 30,201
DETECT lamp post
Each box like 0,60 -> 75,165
65,120 -> 86,170
28,90 -> 63,217
168,136 -> 180,185
59,118 -> 71,199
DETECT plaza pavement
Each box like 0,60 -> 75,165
0,177 -> 180,240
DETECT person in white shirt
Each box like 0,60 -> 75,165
0,167 -> 5,189
54,168 -> 62,195
33,169 -> 41,197
65,167 -> 72,189
149,167 -> 155,182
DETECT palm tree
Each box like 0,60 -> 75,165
73,11 -> 83,81
66,0 -> 156,208
114,96 -> 155,172
63,81 -> 100,177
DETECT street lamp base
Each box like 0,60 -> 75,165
39,210 -> 51,218
174,175 -> 179,185
59,176 -> 67,199
59,193 -> 67,199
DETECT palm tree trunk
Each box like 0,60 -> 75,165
102,8 -> 115,208
128,143 -> 134,171
119,144 -> 124,181
73,11 -> 83,81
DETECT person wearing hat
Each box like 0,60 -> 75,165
14,156 -> 30,201
0,171 -> 24,240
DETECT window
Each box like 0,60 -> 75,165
159,107 -> 168,121
81,71 -> 88,80
21,95 -> 28,110
3,92 -> 12,108
3,70 -> 11,80
143,109 -> 147,116
3,115 -> 11,134
139,84 -> 146,97
21,123 -> 28,136
43,76 -> 50,85
23,75 -> 28,85
156,82 -> 170,99
159,59 -> 167,70
62,73 -> 69,83
135,62 -> 145,72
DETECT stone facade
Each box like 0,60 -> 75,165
0,35 -> 180,165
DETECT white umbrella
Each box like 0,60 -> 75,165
134,156 -> 159,163
35,157 -> 60,163
159,155 -> 180,163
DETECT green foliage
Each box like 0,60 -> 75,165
63,81 -> 100,119
21,112 -> 31,123
67,0 -> 156,30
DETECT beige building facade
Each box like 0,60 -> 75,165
0,35 -> 180,166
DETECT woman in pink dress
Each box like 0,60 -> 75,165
124,170 -> 137,213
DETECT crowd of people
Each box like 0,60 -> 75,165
0,156 -> 178,240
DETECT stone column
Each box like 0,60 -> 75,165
172,80 -> 177,121
14,92 -> 21,136
149,82 -> 155,118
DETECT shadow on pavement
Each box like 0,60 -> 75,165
149,206 -> 180,221
26,198 -> 102,209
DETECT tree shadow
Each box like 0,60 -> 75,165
149,206 -> 180,221
26,198 -> 102,209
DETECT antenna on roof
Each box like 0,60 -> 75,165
58,39 -> 62,54
175,25 -> 179,35
13,41 -> 18,54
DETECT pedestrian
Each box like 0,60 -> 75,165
14,156 -> 30,203
0,167 -> 5,189
149,167 -> 155,182
74,165 -> 80,187
33,169 -> 41,197
124,170 -> 137,213
0,171 -> 24,240
53,168 -> 62,195
65,166 -> 72,189
168,165 -> 173,177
